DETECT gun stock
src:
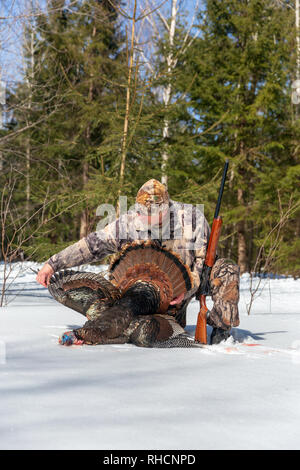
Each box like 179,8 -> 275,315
194,294 -> 209,344
205,217 -> 223,267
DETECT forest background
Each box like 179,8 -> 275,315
0,0 -> 299,277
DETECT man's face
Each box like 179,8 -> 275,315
137,202 -> 169,228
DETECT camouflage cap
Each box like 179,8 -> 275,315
136,179 -> 169,209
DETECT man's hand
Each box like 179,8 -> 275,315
169,292 -> 184,305
36,263 -> 54,287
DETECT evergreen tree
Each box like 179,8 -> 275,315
11,0 -> 126,259
175,0 -> 299,274
2,0 -> 299,275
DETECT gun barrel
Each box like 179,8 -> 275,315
214,159 -> 229,219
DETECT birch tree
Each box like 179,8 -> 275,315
139,0 -> 201,187
294,0 -> 300,116
118,0 -> 138,203
21,1 -> 40,219
112,0 -> 170,211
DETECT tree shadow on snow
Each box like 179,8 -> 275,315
231,328 -> 287,343
185,324 -> 287,343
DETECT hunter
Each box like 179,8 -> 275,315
36,179 -> 240,344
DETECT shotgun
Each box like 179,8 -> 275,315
194,160 -> 229,344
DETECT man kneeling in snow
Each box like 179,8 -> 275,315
36,179 -> 240,345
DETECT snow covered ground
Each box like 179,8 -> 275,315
0,262 -> 300,450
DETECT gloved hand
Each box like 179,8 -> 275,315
59,331 -> 84,346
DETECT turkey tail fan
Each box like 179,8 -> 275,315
48,270 -> 121,317
109,241 -> 193,313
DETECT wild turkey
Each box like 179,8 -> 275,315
48,241 -> 200,348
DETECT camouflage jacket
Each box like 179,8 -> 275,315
47,200 -> 210,300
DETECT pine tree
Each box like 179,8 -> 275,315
11,0 -> 127,259
174,0 -> 298,274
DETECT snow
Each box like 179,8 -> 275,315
0,262 -> 300,450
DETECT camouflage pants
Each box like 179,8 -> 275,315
168,258 -> 240,331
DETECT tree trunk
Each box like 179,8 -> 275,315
296,0 -> 300,119
237,187 -> 248,274
24,18 -> 35,220
79,23 -> 96,237
117,0 -> 137,216
296,0 -> 300,82
161,0 -> 177,187
80,160 -> 89,238
25,138 -> 30,219
161,82 -> 171,187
